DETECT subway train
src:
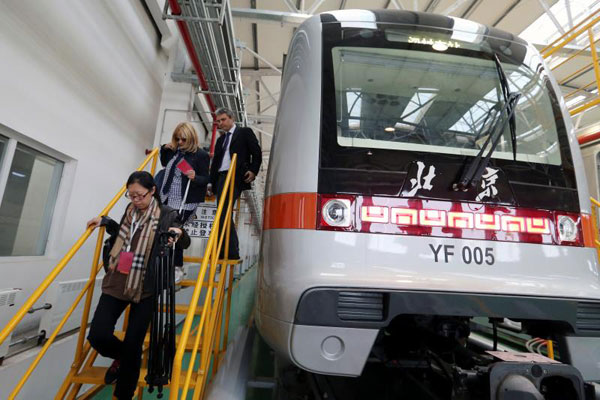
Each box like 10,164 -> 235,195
257,9 -> 600,398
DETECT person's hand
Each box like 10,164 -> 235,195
168,227 -> 183,245
206,184 -> 213,197
87,217 -> 102,230
185,170 -> 196,180
244,171 -> 256,183
164,142 -> 175,150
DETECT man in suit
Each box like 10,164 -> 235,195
208,107 -> 262,259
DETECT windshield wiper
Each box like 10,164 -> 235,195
453,54 -> 521,192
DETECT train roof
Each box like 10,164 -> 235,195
313,9 -> 527,47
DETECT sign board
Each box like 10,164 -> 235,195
184,204 -> 238,238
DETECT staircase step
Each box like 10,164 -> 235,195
144,333 -> 201,351
112,332 -> 202,351
173,304 -> 203,315
72,366 -> 200,386
183,257 -> 242,264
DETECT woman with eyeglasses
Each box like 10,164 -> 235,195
85,171 -> 190,400
159,122 -> 210,281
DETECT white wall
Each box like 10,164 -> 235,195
0,0 -> 167,306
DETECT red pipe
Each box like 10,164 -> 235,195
169,0 -> 218,156
578,131 -> 600,146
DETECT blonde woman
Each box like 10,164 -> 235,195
159,122 -> 209,277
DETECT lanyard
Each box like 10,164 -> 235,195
127,212 -> 141,252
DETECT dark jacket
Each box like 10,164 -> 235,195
102,203 -> 191,301
209,126 -> 262,191
160,146 -> 210,204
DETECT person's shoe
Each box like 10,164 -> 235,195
174,266 -> 185,284
104,359 -> 120,384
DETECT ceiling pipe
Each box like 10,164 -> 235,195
578,131 -> 600,146
169,0 -> 219,156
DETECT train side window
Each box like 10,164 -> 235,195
0,137 -> 64,256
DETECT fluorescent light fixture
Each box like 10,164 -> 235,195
384,127 -> 395,132
432,41 -> 449,51
11,172 -> 26,178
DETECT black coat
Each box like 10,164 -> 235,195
209,126 -> 262,191
102,203 -> 191,300
160,146 -> 210,204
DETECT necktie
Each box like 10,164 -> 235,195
222,131 -> 231,151
162,151 -> 184,195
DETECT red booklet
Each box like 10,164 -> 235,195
177,159 -> 193,174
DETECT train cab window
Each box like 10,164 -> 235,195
0,141 -> 63,256
332,46 -> 561,166
320,23 -> 578,211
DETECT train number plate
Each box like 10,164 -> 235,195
429,244 -> 495,266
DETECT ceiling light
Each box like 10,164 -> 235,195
432,41 -> 448,51
384,127 -> 395,132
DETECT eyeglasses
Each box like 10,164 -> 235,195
125,190 -> 150,201
175,137 -> 187,143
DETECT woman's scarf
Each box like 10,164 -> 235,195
108,198 -> 161,302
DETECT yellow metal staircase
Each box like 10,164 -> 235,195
0,149 -> 242,400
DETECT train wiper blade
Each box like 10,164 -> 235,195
453,92 -> 521,192
453,54 -> 521,192
493,53 -> 520,161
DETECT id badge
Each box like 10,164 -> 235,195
117,252 -> 134,275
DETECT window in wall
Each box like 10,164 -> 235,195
0,141 -> 63,256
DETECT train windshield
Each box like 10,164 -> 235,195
320,22 -> 578,211
333,45 -> 561,165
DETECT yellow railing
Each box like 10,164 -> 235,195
169,154 -> 238,399
0,148 -> 160,399
541,8 -> 600,116
590,198 -> 600,261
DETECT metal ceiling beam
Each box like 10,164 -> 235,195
231,7 -> 309,25
460,0 -> 482,18
241,68 -> 283,77
390,0 -> 405,10
425,0 -> 441,12
538,0 -> 566,35
492,0 -> 521,27
441,0 -> 471,16
308,0 -> 327,14
565,0 -> 573,28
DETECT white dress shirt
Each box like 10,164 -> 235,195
218,124 -> 236,172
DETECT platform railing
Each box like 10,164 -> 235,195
168,155 -> 238,399
540,7 -> 600,116
590,198 -> 600,261
0,148 -> 160,399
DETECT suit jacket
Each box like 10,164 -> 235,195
160,146 -> 210,204
210,126 -> 262,191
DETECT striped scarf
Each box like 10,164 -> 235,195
108,198 -> 161,302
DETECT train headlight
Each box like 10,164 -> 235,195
322,199 -> 351,227
557,215 -> 577,242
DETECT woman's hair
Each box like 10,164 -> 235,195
170,122 -> 200,153
126,171 -> 161,202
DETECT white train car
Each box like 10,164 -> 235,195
258,9 -> 600,398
